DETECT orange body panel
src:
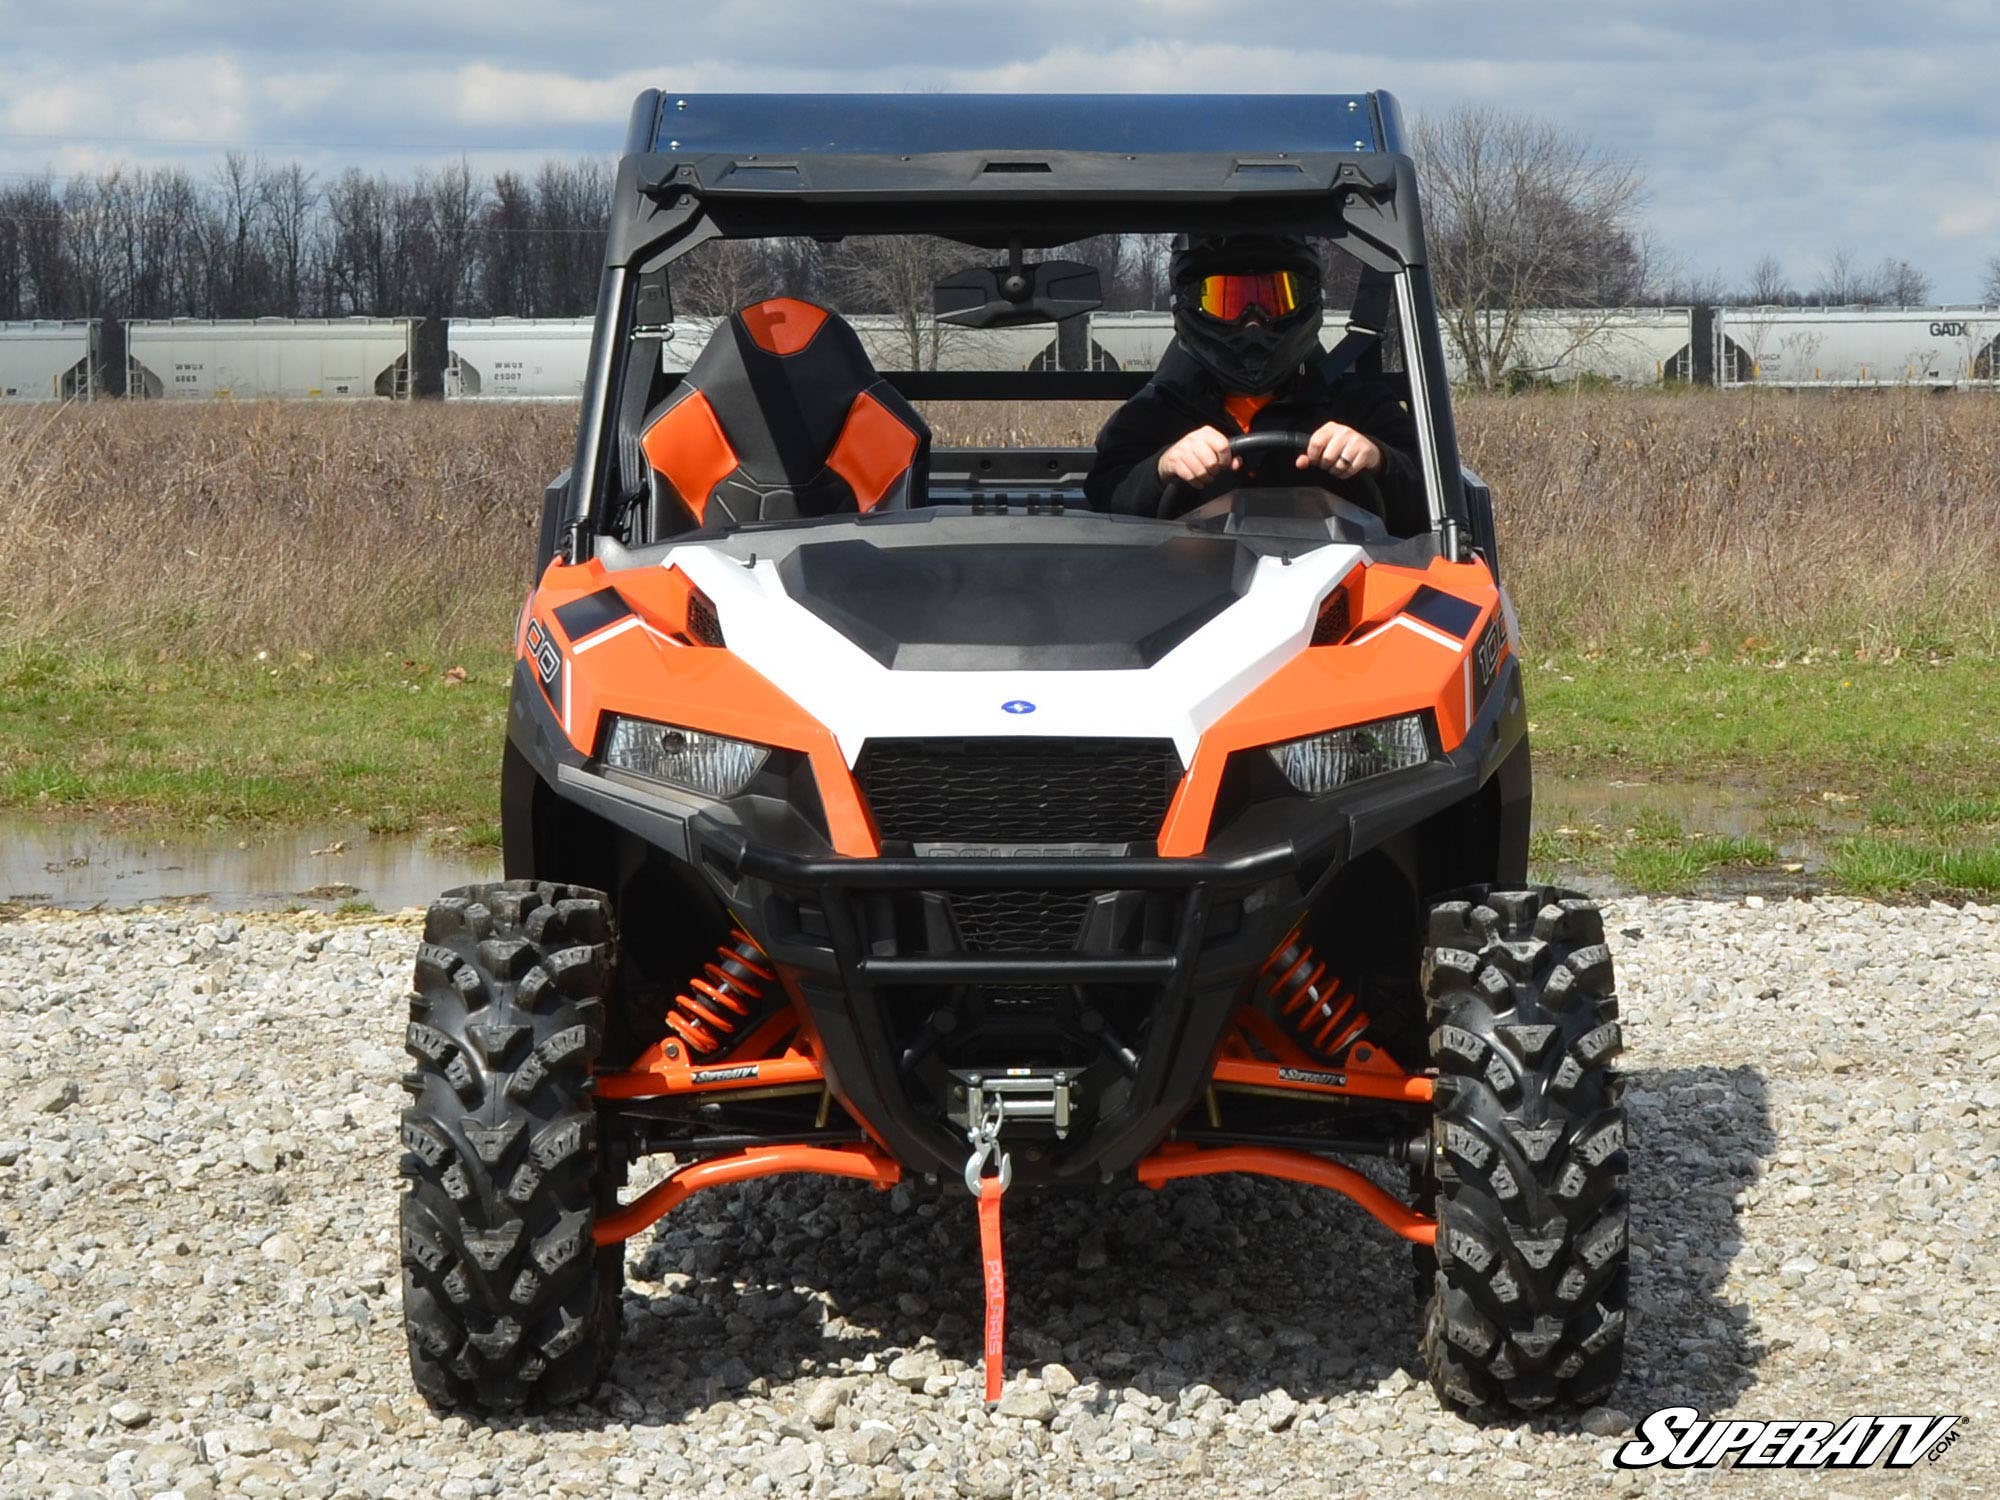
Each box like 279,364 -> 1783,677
526,558 -> 880,855
1159,557 -> 1498,855
825,389 -> 921,510
738,298 -> 829,356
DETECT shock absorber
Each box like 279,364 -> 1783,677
1259,933 -> 1371,1062
664,929 -> 778,1059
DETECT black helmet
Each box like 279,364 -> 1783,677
1169,234 -> 1325,395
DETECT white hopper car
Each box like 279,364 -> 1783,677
0,320 -> 99,402
125,318 -> 416,399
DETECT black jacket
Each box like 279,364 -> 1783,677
1084,343 -> 1427,533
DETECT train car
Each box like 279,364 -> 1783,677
446,318 -> 594,399
0,320 -> 99,402
125,318 -> 417,400
1714,306 -> 2000,388
1482,308 -> 1695,385
1087,309 -> 1695,386
441,316 -> 1054,400
844,314 -> 1055,372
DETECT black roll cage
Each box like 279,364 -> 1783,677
558,91 -> 1469,564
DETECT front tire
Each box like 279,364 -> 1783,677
1418,888 -> 1627,1413
398,880 -> 625,1411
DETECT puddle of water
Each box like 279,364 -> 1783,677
1535,774 -> 1866,897
0,814 -> 498,913
0,774 -> 1861,913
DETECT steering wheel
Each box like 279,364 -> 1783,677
1160,429 -> 1321,517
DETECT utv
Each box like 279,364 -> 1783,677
398,91 -> 1626,1417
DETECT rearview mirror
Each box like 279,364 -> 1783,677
934,259 -> 1102,329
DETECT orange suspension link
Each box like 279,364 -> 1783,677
594,1144 -> 900,1246
1138,1143 -> 1436,1245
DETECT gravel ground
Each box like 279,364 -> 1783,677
0,895 -> 1994,1498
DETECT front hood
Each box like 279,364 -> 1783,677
775,535 -> 1258,671
667,531 -> 1359,766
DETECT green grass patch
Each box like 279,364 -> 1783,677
0,645 -> 1993,898
1527,654 -> 2000,798
1823,837 -> 2000,897
1611,833 -> 1779,894
0,645 -> 512,843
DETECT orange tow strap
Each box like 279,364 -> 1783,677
978,1176 -> 1006,1402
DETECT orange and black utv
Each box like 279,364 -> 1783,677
398,90 -> 1626,1417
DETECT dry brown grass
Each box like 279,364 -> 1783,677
2,390 -> 1996,657
1461,389 -> 2000,655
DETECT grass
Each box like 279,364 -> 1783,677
3,390 -> 2000,660
0,643 -> 1992,895
0,645 -> 513,850
0,393 -> 1995,897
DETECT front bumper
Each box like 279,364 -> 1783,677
507,655 -> 1528,1185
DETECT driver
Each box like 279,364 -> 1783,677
1084,233 -> 1425,530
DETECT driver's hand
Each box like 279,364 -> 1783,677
1300,421 -> 1382,478
1157,426 -> 1239,489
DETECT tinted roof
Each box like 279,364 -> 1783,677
650,93 -> 1384,158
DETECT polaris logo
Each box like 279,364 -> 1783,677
1002,700 -> 1037,715
1613,1407 -> 1960,1470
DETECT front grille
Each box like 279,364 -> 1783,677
948,889 -> 1096,952
857,738 -> 1181,845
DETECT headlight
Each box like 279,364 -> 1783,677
600,715 -> 770,798
1266,713 -> 1433,795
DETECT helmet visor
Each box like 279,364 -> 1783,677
1196,269 -> 1304,323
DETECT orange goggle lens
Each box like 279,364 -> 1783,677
1197,270 -> 1302,321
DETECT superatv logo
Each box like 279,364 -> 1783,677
1276,1066 -> 1346,1088
1614,1407 -> 1960,1470
691,1065 -> 759,1085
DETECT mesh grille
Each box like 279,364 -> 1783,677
948,889 -> 1096,952
686,589 -> 725,647
857,738 -> 1181,845
1310,588 -> 1352,646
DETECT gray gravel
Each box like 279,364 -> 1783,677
0,896 -> 1995,1498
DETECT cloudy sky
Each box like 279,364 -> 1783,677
3,0 -> 1996,299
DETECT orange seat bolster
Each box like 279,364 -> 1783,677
825,388 -> 921,511
640,391 -> 739,523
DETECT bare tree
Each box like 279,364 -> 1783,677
673,238 -> 789,316
1812,248 -> 1932,307
259,162 -> 317,317
1746,254 -> 1793,306
821,234 -> 970,368
1985,255 -> 2000,305
1877,257 -> 1930,306
1412,106 -> 1646,388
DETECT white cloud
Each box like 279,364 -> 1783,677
2,5 -> 1998,296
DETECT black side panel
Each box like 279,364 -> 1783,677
778,535 -> 1253,670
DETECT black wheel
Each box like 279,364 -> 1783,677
398,880 -> 625,1411
1418,887 -> 1627,1414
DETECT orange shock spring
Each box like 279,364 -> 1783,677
664,929 -> 777,1058
1259,934 -> 1371,1061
